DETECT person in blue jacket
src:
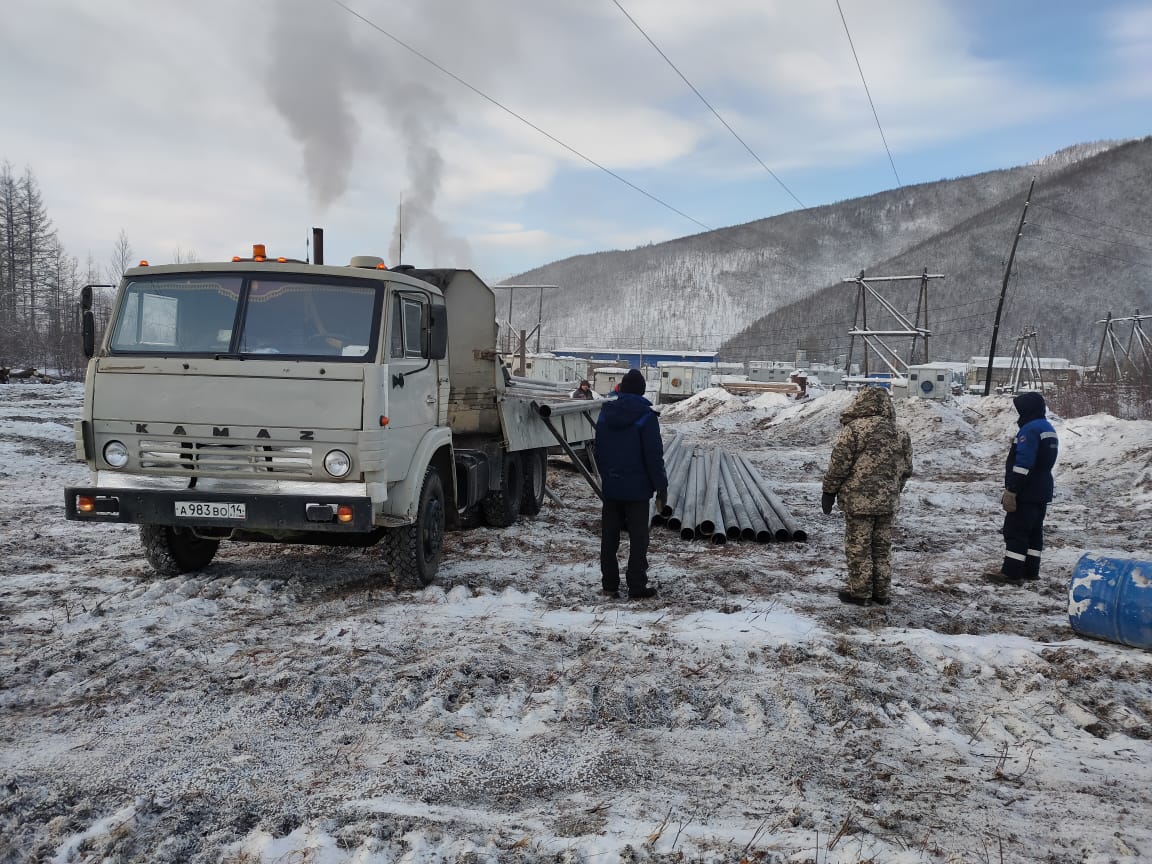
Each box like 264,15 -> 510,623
594,368 -> 668,599
990,391 -> 1059,585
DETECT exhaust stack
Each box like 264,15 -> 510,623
312,227 -> 324,266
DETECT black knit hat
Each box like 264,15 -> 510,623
619,368 -> 646,395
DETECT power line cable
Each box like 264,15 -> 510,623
328,0 -> 713,232
1026,233 -> 1152,270
1031,202 -> 1152,240
1030,219 -> 1152,255
610,0 -> 806,209
835,0 -> 901,187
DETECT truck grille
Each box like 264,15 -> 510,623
138,439 -> 313,475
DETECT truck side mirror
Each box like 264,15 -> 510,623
82,312 -> 95,358
427,300 -> 447,360
79,283 -> 110,359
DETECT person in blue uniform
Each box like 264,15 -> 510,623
990,391 -> 1059,585
594,369 -> 667,599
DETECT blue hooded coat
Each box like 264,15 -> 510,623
594,393 -> 668,502
1004,392 -> 1059,503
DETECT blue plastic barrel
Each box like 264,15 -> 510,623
1068,553 -> 1152,650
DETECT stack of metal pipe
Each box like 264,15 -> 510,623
654,434 -> 806,544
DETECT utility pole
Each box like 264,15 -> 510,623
984,178 -> 1035,396
842,270 -> 941,383
494,283 -> 558,357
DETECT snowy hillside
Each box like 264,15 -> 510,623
499,137 -> 1151,364
2,382 -> 1151,863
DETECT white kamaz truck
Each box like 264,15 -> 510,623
65,245 -> 599,586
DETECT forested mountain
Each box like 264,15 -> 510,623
501,138 -> 1151,366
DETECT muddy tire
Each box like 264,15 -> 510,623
520,449 -> 547,517
382,467 -> 445,588
139,524 -> 220,576
481,452 -> 523,528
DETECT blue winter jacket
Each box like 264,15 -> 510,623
1004,392 -> 1059,503
594,393 -> 668,502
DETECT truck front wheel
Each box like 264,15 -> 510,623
383,467 -> 445,588
481,452 -> 523,528
140,524 -> 220,576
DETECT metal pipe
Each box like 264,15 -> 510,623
665,444 -> 688,532
663,443 -> 693,523
658,446 -> 685,521
533,399 -> 606,419
662,443 -> 686,529
722,454 -> 764,542
693,450 -> 712,541
716,464 -> 739,540
698,447 -> 726,544
733,456 -> 789,541
537,414 -> 602,500
729,456 -> 776,543
680,451 -> 701,541
697,448 -> 718,536
738,454 -> 806,542
714,456 -> 741,539
510,375 -> 575,391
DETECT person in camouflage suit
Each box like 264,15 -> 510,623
820,386 -> 914,605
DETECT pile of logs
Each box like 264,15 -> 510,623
0,368 -> 60,384
654,434 -> 806,545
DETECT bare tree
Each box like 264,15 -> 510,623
0,162 -> 21,363
20,168 -> 56,364
107,228 -> 134,284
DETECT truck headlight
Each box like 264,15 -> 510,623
323,449 -> 351,478
103,440 -> 130,468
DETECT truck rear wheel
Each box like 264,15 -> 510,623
140,524 -> 220,576
520,448 -> 547,516
481,452 -> 523,528
383,467 -> 445,588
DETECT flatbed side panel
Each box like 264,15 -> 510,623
498,394 -> 599,452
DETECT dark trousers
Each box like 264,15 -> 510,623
1002,502 -> 1047,580
600,498 -> 651,592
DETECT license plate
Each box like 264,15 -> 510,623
174,501 -> 246,519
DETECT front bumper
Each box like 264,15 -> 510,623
64,487 -> 375,532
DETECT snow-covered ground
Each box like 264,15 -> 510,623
2,382 -> 1150,864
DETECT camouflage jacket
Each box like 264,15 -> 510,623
821,387 -> 913,515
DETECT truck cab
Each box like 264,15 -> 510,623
65,249 -> 598,586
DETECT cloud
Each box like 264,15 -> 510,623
2,0 -> 1149,280
1104,5 -> 1152,96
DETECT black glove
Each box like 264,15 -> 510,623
821,492 -> 836,514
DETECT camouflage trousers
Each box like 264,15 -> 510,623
843,513 -> 895,599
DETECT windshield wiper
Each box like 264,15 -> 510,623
214,353 -> 245,360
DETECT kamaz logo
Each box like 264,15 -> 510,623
135,424 -> 315,441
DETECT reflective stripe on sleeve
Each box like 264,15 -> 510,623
1040,431 -> 1057,439
1012,466 -> 1029,475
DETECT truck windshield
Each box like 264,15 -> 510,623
108,275 -> 379,359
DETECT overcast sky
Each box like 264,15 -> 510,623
3,0 -> 1150,284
